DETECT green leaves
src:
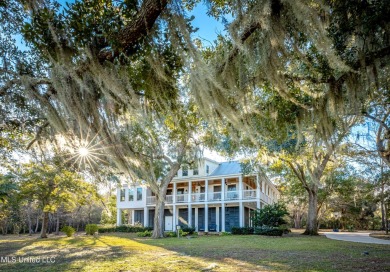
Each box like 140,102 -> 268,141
252,203 -> 289,228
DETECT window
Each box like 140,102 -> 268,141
137,188 -> 142,201
128,188 -> 134,201
193,168 -> 199,175
120,189 -> 125,202
182,166 -> 188,176
206,165 -> 209,174
228,184 -> 236,191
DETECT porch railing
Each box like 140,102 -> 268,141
243,190 -> 257,199
145,190 -> 274,205
225,191 -> 239,200
146,196 -> 156,205
207,192 -> 222,202
165,195 -> 173,204
176,194 -> 188,203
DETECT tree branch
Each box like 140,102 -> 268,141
98,0 -> 169,62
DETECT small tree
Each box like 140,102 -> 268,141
252,203 -> 289,228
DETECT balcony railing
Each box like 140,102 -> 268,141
176,194 -> 188,203
166,195 -> 173,204
207,192 -> 222,202
225,190 -> 239,200
145,190 -> 274,205
191,193 -> 206,202
147,196 -> 156,205
243,190 -> 257,199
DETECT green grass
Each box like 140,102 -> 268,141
0,232 -> 389,271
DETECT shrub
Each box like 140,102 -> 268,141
254,226 -> 283,236
278,225 -> 291,234
220,232 -> 232,236
165,231 -> 176,237
231,227 -> 254,235
61,226 -> 76,237
137,230 -> 152,237
252,203 -> 289,228
97,225 -> 153,233
181,226 -> 195,234
97,226 -> 116,233
86,224 -> 99,235
179,230 -> 189,237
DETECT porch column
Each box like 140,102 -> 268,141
221,178 -> 225,201
188,204 -> 192,227
125,186 -> 128,202
195,207 -> 199,231
205,204 -> 209,232
173,182 -> 177,203
188,181 -> 192,203
256,175 -> 261,209
127,209 -> 132,224
173,205 -> 177,227
131,209 -> 135,225
116,208 -> 122,226
221,203 -> 226,232
262,180 -> 265,193
143,207 -> 148,227
239,202 -> 244,227
239,175 -> 243,200
205,179 -> 209,202
216,206 -> 220,232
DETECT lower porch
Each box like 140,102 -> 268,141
118,202 -> 258,232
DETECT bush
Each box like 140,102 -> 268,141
220,232 -> 232,236
278,225 -> 291,234
97,225 -> 153,233
252,203 -> 289,228
165,231 -> 176,237
181,226 -> 195,234
97,226 -> 116,233
254,226 -> 283,236
231,227 -> 254,235
137,230 -> 152,237
179,230 -> 189,237
86,224 -> 99,235
61,226 -> 75,237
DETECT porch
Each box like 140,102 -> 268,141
118,202 -> 258,232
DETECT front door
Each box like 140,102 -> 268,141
165,216 -> 173,231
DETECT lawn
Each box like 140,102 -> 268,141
0,232 -> 389,272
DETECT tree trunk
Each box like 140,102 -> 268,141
27,203 -> 33,235
40,212 -> 49,238
35,214 -> 40,233
380,163 -> 386,230
55,210 -> 60,235
293,210 -> 302,229
152,192 -> 166,238
385,203 -> 388,235
303,187 -> 319,235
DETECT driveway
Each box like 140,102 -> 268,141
323,232 -> 390,245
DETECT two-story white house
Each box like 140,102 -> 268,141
116,158 -> 279,232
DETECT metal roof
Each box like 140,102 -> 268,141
209,161 -> 242,176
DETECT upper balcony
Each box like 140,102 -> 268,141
145,176 -> 277,205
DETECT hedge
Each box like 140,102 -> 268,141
231,226 -> 284,236
98,225 -> 153,233
231,227 -> 254,235
254,226 -> 283,236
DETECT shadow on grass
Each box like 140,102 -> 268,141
1,233 -> 390,272
137,233 -> 390,272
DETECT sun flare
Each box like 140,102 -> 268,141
78,147 -> 90,157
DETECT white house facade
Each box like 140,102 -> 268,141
116,158 -> 280,232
